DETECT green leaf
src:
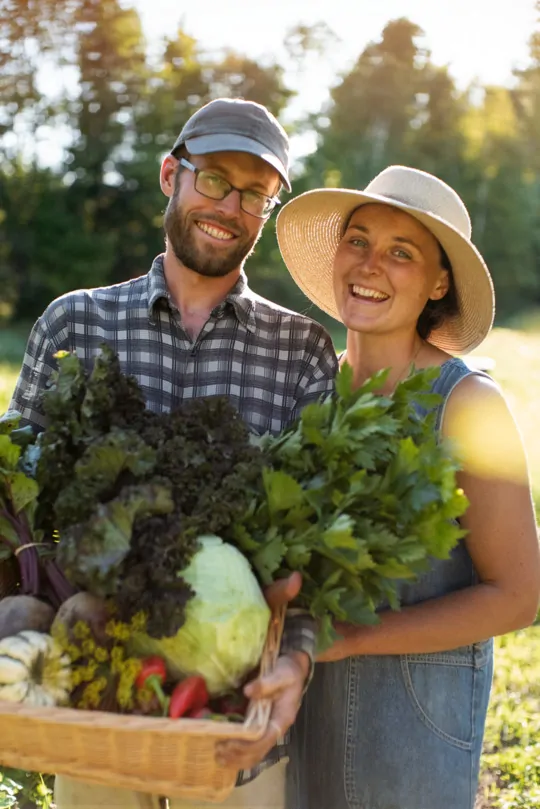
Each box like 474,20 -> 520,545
8,472 -> 40,514
0,411 -> 22,435
339,591 -> 380,625
0,436 -> 21,472
322,514 -> 358,550
334,362 -> 354,400
0,515 -> 19,545
252,536 -> 286,584
263,469 -> 305,513
57,483 -> 174,596
374,560 -> 418,579
315,613 -> 339,654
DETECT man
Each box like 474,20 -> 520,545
9,97 -> 338,808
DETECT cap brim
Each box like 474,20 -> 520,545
185,134 -> 291,192
276,188 -> 495,355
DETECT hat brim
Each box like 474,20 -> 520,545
276,188 -> 495,354
185,133 -> 291,192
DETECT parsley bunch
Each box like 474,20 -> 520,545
233,364 -> 469,650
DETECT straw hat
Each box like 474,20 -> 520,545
276,165 -> 495,354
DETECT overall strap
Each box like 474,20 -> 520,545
430,358 -> 493,433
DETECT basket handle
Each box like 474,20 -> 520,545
243,604 -> 286,732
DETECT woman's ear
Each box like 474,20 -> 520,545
429,269 -> 450,301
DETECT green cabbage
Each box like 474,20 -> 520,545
130,535 -> 271,695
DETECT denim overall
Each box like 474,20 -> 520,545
286,358 -> 494,809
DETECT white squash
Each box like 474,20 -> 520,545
0,630 -> 72,707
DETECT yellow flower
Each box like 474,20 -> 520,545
82,638 -> 97,657
105,620 -> 130,642
94,646 -> 108,663
129,611 -> 148,633
73,621 -> 91,641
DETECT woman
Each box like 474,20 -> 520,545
276,166 -> 540,809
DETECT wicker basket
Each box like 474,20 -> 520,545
0,605 -> 286,803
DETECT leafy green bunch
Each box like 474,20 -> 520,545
234,364 -> 469,650
35,345 -> 264,637
0,412 -> 74,606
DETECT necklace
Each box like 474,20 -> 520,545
394,340 -> 423,386
340,340 -> 424,391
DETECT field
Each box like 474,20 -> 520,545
0,320 -> 539,808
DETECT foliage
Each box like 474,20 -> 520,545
0,411 -> 75,607
475,627 -> 540,808
2,8 -> 540,321
0,770 -> 53,809
35,345 -> 265,637
236,363 -> 468,650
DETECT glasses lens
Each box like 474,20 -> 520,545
196,171 -> 230,200
241,193 -> 275,218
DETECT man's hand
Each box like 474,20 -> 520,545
215,651 -> 309,770
215,571 -> 307,771
263,571 -> 302,611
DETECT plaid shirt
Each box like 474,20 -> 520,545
10,254 -> 338,786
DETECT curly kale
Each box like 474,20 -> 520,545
35,345 -> 265,637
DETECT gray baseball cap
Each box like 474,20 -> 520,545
170,98 -> 291,192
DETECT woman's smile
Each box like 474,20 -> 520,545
349,284 -> 390,303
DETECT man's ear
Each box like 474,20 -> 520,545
160,154 -> 179,198
430,269 -> 450,301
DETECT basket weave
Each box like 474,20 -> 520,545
0,606 -> 285,803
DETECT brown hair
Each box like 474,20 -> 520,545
416,245 -> 459,340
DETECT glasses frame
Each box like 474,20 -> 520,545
178,158 -> 281,219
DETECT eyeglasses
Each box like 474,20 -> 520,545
179,158 -> 281,219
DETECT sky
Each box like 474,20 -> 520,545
24,0 -> 539,168
133,0 -> 537,94
129,0 -> 539,160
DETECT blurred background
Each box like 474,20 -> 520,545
0,1 -> 539,806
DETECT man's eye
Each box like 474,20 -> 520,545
201,172 -> 228,190
243,190 -> 265,204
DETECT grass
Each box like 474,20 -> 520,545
475,627 -> 540,808
0,364 -> 18,414
1,318 -> 539,808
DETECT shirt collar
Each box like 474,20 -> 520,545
147,255 -> 257,333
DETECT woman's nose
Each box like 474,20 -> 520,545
362,248 -> 383,275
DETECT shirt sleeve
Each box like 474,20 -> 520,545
279,608 -> 317,689
8,312 -> 67,430
289,326 -> 337,424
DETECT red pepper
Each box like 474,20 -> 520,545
169,676 -> 209,719
136,656 -> 169,715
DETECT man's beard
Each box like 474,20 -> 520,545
164,192 -> 261,278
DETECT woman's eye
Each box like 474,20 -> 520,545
393,248 -> 412,260
350,238 -> 367,247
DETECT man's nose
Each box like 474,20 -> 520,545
214,188 -> 243,217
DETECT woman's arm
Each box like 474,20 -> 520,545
317,374 -> 540,663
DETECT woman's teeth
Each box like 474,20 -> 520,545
351,285 -> 389,301
196,221 -> 235,240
